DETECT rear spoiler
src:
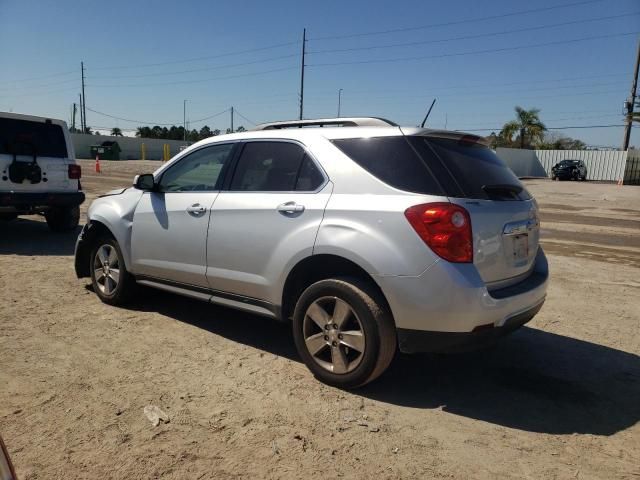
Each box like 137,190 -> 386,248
411,129 -> 491,147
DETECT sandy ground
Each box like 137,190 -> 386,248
1,161 -> 639,479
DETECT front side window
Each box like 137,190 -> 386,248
230,141 -> 321,192
158,143 -> 234,192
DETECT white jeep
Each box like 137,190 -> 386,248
0,112 -> 84,231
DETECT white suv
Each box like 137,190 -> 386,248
0,112 -> 84,231
75,118 -> 548,388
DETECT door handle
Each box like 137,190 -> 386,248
277,202 -> 305,214
186,203 -> 207,215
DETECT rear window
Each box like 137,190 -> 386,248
410,137 -> 531,201
331,136 -> 444,195
0,117 -> 68,158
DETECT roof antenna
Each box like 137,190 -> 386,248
420,98 -> 437,128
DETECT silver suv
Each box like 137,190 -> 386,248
75,117 -> 548,388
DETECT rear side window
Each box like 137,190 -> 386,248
331,137 -> 444,195
414,137 -> 530,200
0,117 -> 68,158
230,141 -> 322,191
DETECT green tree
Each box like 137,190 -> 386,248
212,129 -> 221,136
537,133 -> 586,150
111,127 -> 123,136
199,125 -> 212,139
236,125 -> 246,132
500,106 -> 546,149
136,126 -> 151,138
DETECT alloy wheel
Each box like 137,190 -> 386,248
302,296 -> 366,374
93,244 -> 120,295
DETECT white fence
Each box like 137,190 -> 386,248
496,148 -> 629,182
71,133 -> 191,160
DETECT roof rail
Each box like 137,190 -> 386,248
252,117 -> 397,131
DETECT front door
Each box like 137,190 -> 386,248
206,140 -> 331,304
130,143 -> 235,287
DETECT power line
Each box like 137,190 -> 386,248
0,70 -> 76,85
86,106 -> 230,126
308,12 -> 637,55
87,66 -> 298,88
308,0 -> 608,41
456,124 -> 627,132
308,31 -> 639,67
0,86 -> 78,98
0,77 -> 78,91
233,109 -> 257,126
91,53 -> 299,80
90,40 -> 300,71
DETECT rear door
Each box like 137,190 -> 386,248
0,116 -> 74,193
130,143 -> 235,287
206,140 -> 331,303
413,136 -> 539,288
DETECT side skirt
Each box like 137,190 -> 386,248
134,275 -> 282,320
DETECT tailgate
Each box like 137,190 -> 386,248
451,197 -> 539,288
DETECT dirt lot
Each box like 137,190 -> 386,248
1,160 -> 639,479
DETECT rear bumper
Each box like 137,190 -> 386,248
0,191 -> 85,211
375,247 -> 549,352
397,300 -> 544,353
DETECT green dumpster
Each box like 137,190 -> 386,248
90,141 -> 121,160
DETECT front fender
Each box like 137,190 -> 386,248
84,188 -> 143,270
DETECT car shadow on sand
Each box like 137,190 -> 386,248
0,217 -> 80,256
128,287 -> 640,437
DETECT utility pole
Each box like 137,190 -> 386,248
230,106 -> 234,133
79,93 -> 84,133
337,89 -> 343,117
299,28 -> 306,120
183,99 -> 187,142
72,103 -> 77,132
622,38 -> 640,151
81,61 -> 87,133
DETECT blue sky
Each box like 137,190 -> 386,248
0,0 -> 638,147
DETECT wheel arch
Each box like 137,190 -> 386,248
280,254 -> 393,325
74,219 -> 126,278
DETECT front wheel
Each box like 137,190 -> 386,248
292,277 -> 396,389
90,237 -> 135,305
45,206 -> 80,232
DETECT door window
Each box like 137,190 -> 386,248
158,143 -> 234,192
229,141 -> 322,192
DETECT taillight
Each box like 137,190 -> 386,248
404,202 -> 473,263
68,164 -> 81,179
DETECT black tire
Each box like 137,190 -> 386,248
90,236 -> 135,306
45,206 -> 80,232
292,277 -> 396,389
0,213 -> 18,221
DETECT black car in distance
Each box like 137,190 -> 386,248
551,159 -> 587,181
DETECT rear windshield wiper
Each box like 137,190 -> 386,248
482,184 -> 522,195
481,184 -> 523,200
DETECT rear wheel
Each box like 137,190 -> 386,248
292,277 -> 396,389
90,237 -> 135,305
45,206 -> 80,232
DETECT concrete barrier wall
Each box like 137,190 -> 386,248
71,133 -> 192,160
496,148 -> 628,182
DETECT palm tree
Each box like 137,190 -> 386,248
111,127 -> 123,136
500,106 -> 546,149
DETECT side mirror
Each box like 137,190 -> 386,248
0,435 -> 17,480
133,173 -> 156,191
